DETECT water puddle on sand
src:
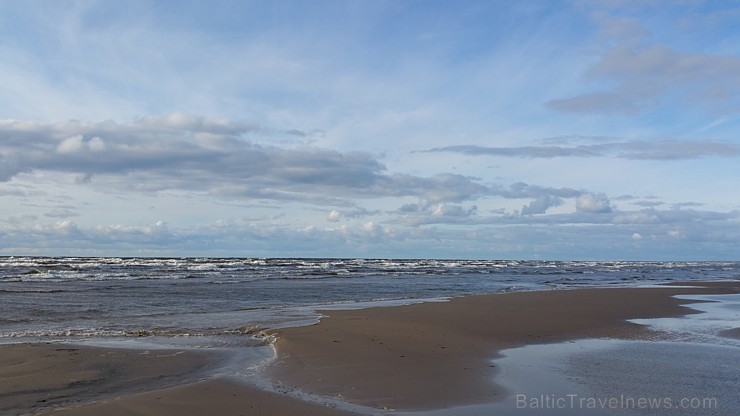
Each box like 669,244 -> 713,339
630,293 -> 740,346
396,293 -> 739,416
395,339 -> 738,416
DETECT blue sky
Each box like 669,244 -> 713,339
1,0 -> 739,260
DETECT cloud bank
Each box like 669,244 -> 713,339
427,140 -> 740,160
546,11 -> 740,116
1,115 -> 595,211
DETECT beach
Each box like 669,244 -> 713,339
3,281 -> 738,415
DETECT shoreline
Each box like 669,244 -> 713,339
2,281 -> 738,415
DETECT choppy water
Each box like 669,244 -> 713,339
1,257 -> 738,347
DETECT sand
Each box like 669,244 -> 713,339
0,343 -> 219,415
3,281 -> 738,415
267,283 -> 740,410
45,379 -> 359,416
0,343 -> 358,416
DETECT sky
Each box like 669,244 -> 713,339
1,0 -> 739,260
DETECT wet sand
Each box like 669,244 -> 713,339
0,343 -> 220,415
0,343 -> 359,416
268,282 -> 740,410
45,378 -> 361,416
3,281 -> 738,415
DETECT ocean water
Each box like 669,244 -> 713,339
1,257 -> 739,347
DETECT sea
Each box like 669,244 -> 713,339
2,257 -> 739,348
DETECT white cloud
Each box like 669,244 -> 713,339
327,210 -> 341,222
54,219 -> 78,234
88,137 -> 106,152
431,204 -> 477,218
576,193 -> 613,213
56,135 -> 108,154
361,222 -> 383,236
57,135 -> 85,153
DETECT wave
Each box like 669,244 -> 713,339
3,257 -> 738,282
0,288 -> 67,293
0,325 -> 272,340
